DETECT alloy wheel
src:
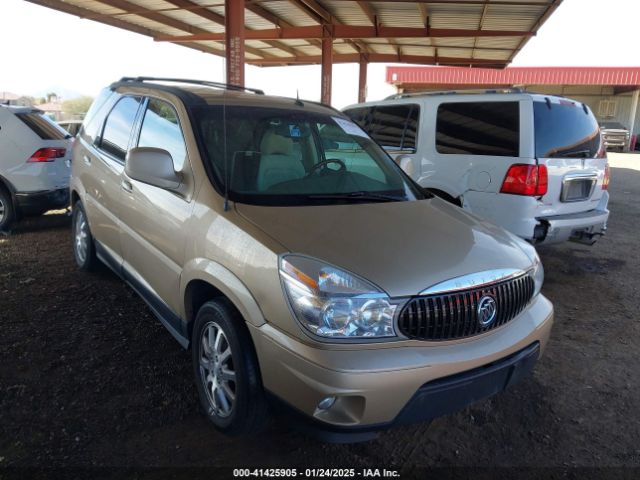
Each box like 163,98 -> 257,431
199,321 -> 236,418
74,209 -> 89,264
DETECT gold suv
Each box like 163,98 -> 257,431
71,77 -> 553,441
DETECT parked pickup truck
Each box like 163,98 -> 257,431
599,121 -> 630,152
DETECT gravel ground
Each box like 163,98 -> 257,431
1,154 -> 639,474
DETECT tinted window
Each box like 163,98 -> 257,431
344,107 -> 371,128
365,105 -> 419,152
100,96 -> 141,161
81,88 -> 114,143
436,102 -> 519,156
16,112 -> 68,140
138,98 -> 187,170
534,101 -> 600,158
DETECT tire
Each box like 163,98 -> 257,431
72,203 -> 97,271
192,299 -> 269,435
0,186 -> 15,233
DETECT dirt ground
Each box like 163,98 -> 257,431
1,154 -> 639,473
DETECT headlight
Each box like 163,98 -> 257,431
279,255 -> 398,339
531,257 -> 544,297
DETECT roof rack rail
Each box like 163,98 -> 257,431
385,87 -> 524,100
116,76 -> 265,95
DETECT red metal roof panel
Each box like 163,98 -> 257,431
387,66 -> 640,86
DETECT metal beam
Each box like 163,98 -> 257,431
246,2 -> 323,49
24,0 -> 225,57
155,25 -> 534,42
290,0 -> 363,53
471,2 -> 489,58
356,1 -> 377,25
358,54 -> 368,103
165,0 -> 299,56
321,32 -> 333,105
248,52 -> 507,66
226,0 -> 245,86
92,0 -> 270,58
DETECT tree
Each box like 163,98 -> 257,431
62,96 -> 94,118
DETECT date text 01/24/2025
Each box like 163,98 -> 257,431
233,468 -> 401,478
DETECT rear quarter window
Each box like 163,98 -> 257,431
15,112 -> 68,140
436,101 -> 520,156
534,101 -> 600,158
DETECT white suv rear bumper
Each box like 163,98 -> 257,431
464,190 -> 609,245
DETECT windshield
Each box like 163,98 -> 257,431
533,101 -> 601,158
192,105 -> 424,206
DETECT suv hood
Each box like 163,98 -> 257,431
236,198 -> 534,298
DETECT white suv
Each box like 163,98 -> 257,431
344,91 -> 610,245
0,105 -> 72,231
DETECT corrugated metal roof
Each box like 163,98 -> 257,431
26,0 -> 562,67
387,66 -> 640,86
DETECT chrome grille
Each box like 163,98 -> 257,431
398,273 -> 535,341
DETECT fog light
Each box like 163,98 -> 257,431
317,396 -> 336,410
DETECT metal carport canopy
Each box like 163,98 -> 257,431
26,0 -> 562,105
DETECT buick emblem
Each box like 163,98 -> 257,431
477,295 -> 497,327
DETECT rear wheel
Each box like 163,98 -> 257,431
72,203 -> 97,271
192,299 -> 269,435
0,187 -> 15,233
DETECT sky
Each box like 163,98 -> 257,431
1,0 -> 639,109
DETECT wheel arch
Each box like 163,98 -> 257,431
182,259 -> 266,342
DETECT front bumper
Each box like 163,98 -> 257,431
15,188 -> 69,216
250,293 -> 554,441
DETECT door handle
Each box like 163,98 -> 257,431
83,155 -> 91,165
121,179 -> 133,193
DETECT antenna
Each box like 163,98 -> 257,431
222,91 -> 230,212
295,89 -> 304,107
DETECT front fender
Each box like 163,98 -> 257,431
181,258 -> 267,328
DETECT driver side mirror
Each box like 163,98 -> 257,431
126,147 -> 182,190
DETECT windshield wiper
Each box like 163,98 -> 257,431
307,191 -> 408,202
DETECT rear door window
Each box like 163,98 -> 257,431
99,96 -> 142,161
346,105 -> 419,153
15,112 -> 69,140
436,101 -> 520,156
534,101 -> 600,158
137,98 -> 187,170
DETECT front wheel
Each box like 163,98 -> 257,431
192,299 -> 269,435
72,203 -> 97,271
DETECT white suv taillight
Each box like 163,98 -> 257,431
602,163 -> 610,190
27,147 -> 66,163
500,164 -> 548,196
